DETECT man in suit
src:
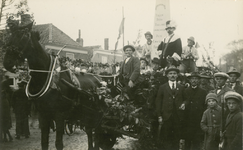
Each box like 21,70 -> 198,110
199,72 -> 214,94
155,66 -> 187,150
119,45 -> 140,99
227,68 -> 243,96
184,72 -> 207,150
212,72 -> 234,129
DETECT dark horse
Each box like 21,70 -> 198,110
3,19 -> 106,150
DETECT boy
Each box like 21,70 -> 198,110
201,93 -> 221,150
222,91 -> 242,150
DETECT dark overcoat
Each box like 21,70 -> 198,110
224,109 -> 242,150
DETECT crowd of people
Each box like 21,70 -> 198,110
1,19 -> 242,150
118,19 -> 243,150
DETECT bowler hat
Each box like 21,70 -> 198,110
165,66 -> 179,75
151,58 -> 160,65
227,68 -> 241,78
123,45 -> 135,52
140,57 -> 148,65
206,93 -> 218,103
187,72 -> 200,78
214,72 -> 229,79
188,36 -> 195,45
224,91 -> 243,104
144,31 -> 153,39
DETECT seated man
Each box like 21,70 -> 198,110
119,45 -> 140,99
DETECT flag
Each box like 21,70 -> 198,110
115,18 -> 125,50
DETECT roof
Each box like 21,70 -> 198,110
33,23 -> 83,48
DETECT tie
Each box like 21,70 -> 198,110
172,83 -> 175,90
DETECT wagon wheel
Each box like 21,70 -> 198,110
65,121 -> 77,136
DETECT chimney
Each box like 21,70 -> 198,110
49,24 -> 52,43
76,29 -> 83,47
104,38 -> 109,50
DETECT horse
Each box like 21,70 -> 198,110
3,19 -> 106,150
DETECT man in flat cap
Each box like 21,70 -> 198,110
221,91 -> 242,150
181,36 -> 199,73
227,68 -> 243,96
119,45 -> 140,99
155,66 -> 186,150
157,20 -> 182,68
184,72 -> 207,150
142,31 -> 153,63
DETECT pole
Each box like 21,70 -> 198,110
122,7 -> 124,48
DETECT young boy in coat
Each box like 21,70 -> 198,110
223,91 -> 242,150
201,93 -> 222,150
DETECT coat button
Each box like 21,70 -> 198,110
212,115 -> 215,117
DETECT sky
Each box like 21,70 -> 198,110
2,0 -> 243,60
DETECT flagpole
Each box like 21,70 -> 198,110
122,7 -> 125,59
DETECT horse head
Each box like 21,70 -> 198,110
3,17 -> 37,73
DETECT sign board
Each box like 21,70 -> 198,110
151,0 -> 170,59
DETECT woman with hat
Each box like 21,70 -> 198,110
157,20 -> 182,68
222,91 -> 242,150
142,31 -> 153,63
227,68 -> 243,95
140,57 -> 151,75
181,36 -> 199,73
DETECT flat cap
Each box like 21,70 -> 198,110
187,72 -> 200,78
224,91 -> 243,103
206,93 -> 218,103
214,72 -> 229,79
227,68 -> 241,78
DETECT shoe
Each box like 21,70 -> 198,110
15,135 -> 20,139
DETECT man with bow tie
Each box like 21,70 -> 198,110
119,45 -> 140,99
184,72 -> 207,150
226,68 -> 243,96
155,66 -> 187,150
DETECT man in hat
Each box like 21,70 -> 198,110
12,81 -> 31,139
142,31 -> 153,63
184,72 -> 207,150
227,68 -> 243,95
199,72 -> 215,94
222,91 -> 242,150
119,45 -> 140,99
157,20 -> 182,68
155,66 -> 187,150
140,57 -> 150,74
181,36 -> 199,73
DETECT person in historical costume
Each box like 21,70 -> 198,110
201,93 -> 222,150
199,72 -> 215,94
12,81 -> 31,139
184,72 -> 207,150
181,36 -> 199,73
119,45 -> 140,99
157,20 -> 182,68
223,91 -> 242,150
155,66 -> 187,150
142,31 -> 153,63
226,68 -> 243,96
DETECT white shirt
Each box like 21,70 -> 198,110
217,85 -> 225,94
125,57 -> 131,64
168,80 -> 176,89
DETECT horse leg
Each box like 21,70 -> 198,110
86,127 -> 94,150
54,112 -> 64,150
39,113 -> 50,150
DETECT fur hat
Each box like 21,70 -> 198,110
123,45 -> 135,52
214,72 -> 229,79
206,93 -> 218,103
224,91 -> 243,104
227,68 -> 241,78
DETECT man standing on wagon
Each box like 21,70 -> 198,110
155,66 -> 187,150
157,20 -> 182,69
119,45 -> 140,100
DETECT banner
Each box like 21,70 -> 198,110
151,0 -> 170,59
115,18 -> 125,50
